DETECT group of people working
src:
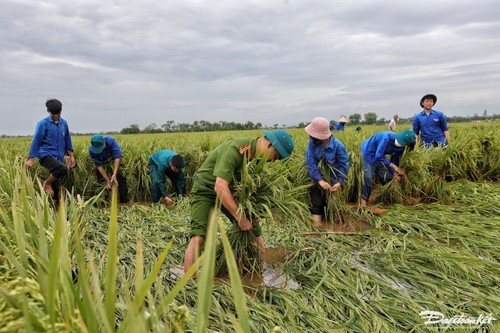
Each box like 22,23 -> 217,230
26,93 -> 449,272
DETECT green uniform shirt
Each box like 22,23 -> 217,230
195,137 -> 257,192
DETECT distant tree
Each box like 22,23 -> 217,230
349,113 -> 362,124
120,124 -> 141,134
143,123 -> 162,133
364,112 -> 378,125
297,122 -> 307,128
161,120 -> 176,132
273,123 -> 279,129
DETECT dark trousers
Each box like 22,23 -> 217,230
39,156 -> 68,201
96,169 -> 129,203
309,183 -> 328,216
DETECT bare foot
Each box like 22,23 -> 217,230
43,183 -> 54,197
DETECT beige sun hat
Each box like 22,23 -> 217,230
305,117 -> 331,140
338,116 -> 348,123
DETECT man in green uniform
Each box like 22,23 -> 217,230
183,129 -> 295,273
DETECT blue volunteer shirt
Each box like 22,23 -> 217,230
412,109 -> 449,145
28,116 -> 73,162
149,150 -> 187,197
306,137 -> 349,184
335,122 -> 345,131
89,136 -> 122,167
361,132 -> 404,174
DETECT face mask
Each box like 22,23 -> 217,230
395,139 -> 403,147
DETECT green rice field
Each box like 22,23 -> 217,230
0,123 -> 499,332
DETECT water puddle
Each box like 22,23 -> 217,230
167,246 -> 301,290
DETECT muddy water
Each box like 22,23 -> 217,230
168,246 -> 301,290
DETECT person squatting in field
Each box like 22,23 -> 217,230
304,117 -> 349,227
183,129 -> 295,273
148,150 -> 186,206
89,135 -> 129,203
413,94 -> 451,147
334,116 -> 348,131
26,99 -> 76,201
360,129 -> 416,207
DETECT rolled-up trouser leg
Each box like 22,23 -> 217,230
39,156 -> 68,200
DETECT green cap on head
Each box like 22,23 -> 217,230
262,129 -> 295,160
90,135 -> 105,154
395,130 -> 416,146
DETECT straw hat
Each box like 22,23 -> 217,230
338,116 -> 348,123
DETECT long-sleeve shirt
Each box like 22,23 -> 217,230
149,150 -> 186,197
28,116 -> 73,162
412,109 -> 449,145
335,122 -> 345,131
306,137 -> 349,184
89,136 -> 122,167
361,132 -> 405,174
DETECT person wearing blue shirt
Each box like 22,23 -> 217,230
26,99 -> 76,201
148,150 -> 186,205
334,116 -> 348,131
305,117 -> 349,225
89,135 -> 128,203
413,94 -> 451,147
360,130 -> 416,207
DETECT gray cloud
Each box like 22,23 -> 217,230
1,0 -> 499,135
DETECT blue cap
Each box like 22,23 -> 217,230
262,129 -> 295,160
395,130 -> 416,146
90,135 -> 105,154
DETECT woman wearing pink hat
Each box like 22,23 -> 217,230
304,117 -> 349,226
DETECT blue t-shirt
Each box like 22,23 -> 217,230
306,137 -> 349,184
88,136 -> 122,167
28,116 -> 73,162
361,132 -> 405,173
412,109 -> 449,145
335,123 -> 345,131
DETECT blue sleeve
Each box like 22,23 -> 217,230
110,138 -> 122,159
28,121 -> 46,158
440,113 -> 449,131
336,145 -> 350,184
412,116 -> 420,135
375,137 -> 391,167
157,161 -> 168,198
305,144 -> 322,182
390,148 -> 404,168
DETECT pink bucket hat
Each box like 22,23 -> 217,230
305,117 -> 331,140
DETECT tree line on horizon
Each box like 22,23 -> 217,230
119,111 -> 499,134
2,111 -> 498,138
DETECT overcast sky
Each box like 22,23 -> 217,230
1,0 -> 499,135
